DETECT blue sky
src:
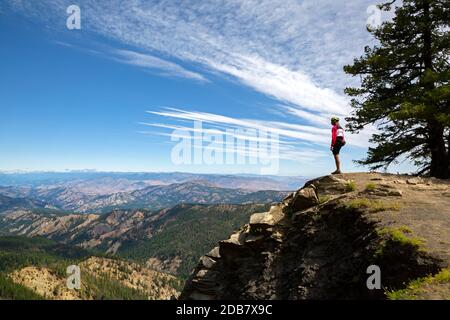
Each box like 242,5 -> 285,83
0,0 -> 413,176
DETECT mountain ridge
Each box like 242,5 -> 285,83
0,236 -> 180,300
0,172 -> 308,190
0,181 -> 289,214
0,203 -> 271,277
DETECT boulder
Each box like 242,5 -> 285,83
250,212 -> 270,226
221,232 -> 245,247
249,205 -> 285,233
219,231 -> 252,260
387,189 -> 403,196
199,256 -> 217,269
205,246 -> 221,259
407,177 -> 423,185
364,185 -> 403,197
282,192 -> 294,205
290,187 -> 319,212
305,175 -> 350,195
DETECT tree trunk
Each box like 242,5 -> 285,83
447,128 -> 450,170
428,121 -> 449,179
422,2 -> 448,178
447,128 -> 450,152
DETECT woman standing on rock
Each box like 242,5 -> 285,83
330,116 -> 345,174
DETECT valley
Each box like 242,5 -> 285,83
0,236 -> 180,300
0,203 -> 271,278
0,172 -> 296,213
0,172 -> 293,299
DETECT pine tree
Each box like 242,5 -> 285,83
344,0 -> 449,178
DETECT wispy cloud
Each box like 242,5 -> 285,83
113,49 -> 207,82
144,108 -> 367,162
4,0 -> 376,116
139,123 -> 327,162
51,40 -> 206,81
3,0 -> 379,165
147,108 -> 333,144
203,54 -> 350,115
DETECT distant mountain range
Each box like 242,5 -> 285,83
0,171 -> 307,191
0,181 -> 287,213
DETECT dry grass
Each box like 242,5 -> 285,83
345,180 -> 356,192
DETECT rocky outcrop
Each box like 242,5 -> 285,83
180,173 -> 450,300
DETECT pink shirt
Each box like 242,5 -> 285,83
331,124 -> 345,146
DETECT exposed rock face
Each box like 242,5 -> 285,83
282,186 -> 319,212
180,173 -> 450,300
304,175 -> 349,195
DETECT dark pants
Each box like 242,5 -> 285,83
332,137 -> 345,155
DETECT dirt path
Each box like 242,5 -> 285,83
338,172 -> 450,267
